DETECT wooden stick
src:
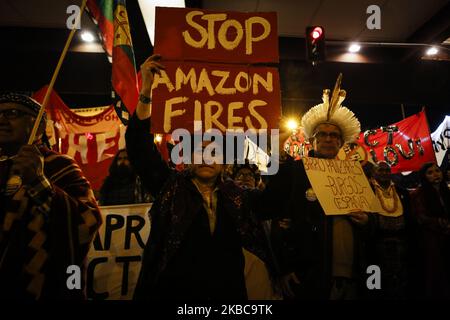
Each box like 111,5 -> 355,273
27,0 -> 88,145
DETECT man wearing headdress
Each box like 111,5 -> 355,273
259,75 -> 370,300
0,93 -> 101,299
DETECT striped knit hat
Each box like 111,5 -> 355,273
0,92 -> 47,120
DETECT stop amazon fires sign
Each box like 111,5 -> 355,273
152,7 -> 281,134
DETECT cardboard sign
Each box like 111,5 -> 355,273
302,158 -> 380,215
85,203 -> 279,300
86,203 -> 152,300
150,61 -> 281,133
152,7 -> 281,133
154,7 -> 278,63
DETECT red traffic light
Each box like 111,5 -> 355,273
311,26 -> 323,40
306,26 -> 326,63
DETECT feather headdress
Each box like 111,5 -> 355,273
301,74 -> 361,144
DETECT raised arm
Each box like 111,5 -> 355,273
125,55 -> 171,196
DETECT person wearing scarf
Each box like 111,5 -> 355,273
128,55 -> 275,300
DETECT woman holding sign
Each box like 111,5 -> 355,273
126,55 -> 276,300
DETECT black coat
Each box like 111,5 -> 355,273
258,158 -> 370,299
364,185 -> 420,299
125,114 -> 273,300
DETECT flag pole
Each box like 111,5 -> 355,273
5,0 -> 88,195
400,104 -> 406,119
27,0 -> 88,145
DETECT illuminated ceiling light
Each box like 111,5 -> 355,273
138,0 -> 186,45
426,47 -> 438,55
81,31 -> 95,43
348,43 -> 361,53
286,119 -> 299,131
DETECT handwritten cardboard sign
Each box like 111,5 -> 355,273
302,158 -> 381,215
152,7 -> 281,133
154,7 -> 278,63
150,61 -> 280,133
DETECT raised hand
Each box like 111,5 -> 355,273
137,54 -> 165,120
140,54 -> 165,97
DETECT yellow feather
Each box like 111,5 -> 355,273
327,73 -> 343,120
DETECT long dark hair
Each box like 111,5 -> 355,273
100,149 -> 135,191
418,162 -> 450,218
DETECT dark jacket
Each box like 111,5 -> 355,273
411,186 -> 450,299
125,114 -> 273,300
0,147 -> 101,300
365,184 -> 420,299
258,157 -> 369,299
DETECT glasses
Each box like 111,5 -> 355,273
313,131 -> 341,140
0,109 -> 34,120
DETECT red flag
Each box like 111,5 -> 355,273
33,86 -> 123,190
86,0 -> 139,123
85,0 -> 114,56
357,110 -> 436,173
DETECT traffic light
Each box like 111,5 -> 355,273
306,26 -> 326,64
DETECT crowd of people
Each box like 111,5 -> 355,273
0,54 -> 449,300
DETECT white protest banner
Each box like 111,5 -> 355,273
431,115 -> 450,166
86,203 -> 152,300
244,136 -> 270,173
302,158 -> 380,215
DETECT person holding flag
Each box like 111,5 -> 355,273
0,93 -> 101,299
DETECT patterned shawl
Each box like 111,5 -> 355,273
134,170 -> 273,299
0,146 -> 101,299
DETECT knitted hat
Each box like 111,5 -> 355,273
232,160 -> 261,180
0,92 -> 47,120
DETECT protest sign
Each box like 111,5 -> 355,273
86,203 -> 152,300
303,158 -> 380,215
152,7 -> 281,134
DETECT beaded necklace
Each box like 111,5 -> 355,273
374,180 -> 399,213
